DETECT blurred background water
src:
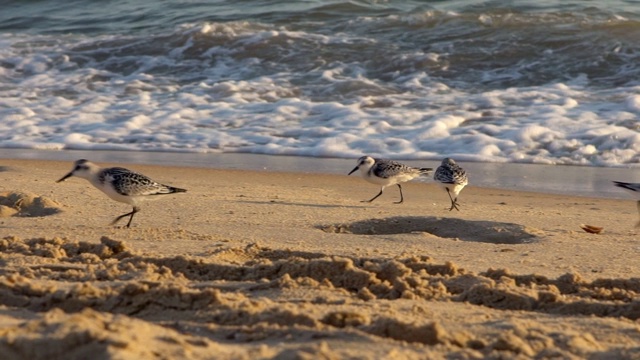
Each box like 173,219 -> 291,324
2,0 -> 640,196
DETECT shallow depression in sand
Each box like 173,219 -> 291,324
320,216 -> 542,244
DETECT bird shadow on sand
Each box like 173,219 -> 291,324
319,216 -> 542,244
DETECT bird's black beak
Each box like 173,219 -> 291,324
56,172 -> 73,183
348,166 -> 359,176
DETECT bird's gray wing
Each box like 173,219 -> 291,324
102,168 -> 170,196
434,166 -> 455,183
372,160 -> 407,178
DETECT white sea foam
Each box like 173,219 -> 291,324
0,57 -> 638,165
1,8 -> 640,167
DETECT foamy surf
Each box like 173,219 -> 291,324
1,1 -> 640,167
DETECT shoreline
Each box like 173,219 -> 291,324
1,148 -> 638,199
1,156 -> 638,279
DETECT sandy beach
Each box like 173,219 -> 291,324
1,158 -> 640,359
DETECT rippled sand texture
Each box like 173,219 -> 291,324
1,159 -> 640,359
2,237 -> 640,359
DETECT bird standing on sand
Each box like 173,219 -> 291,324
57,159 -> 187,228
613,181 -> 640,227
434,157 -> 468,211
348,156 -> 433,204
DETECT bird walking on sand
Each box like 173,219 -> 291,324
57,159 -> 187,228
613,181 -> 640,227
348,156 -> 433,204
434,157 -> 468,211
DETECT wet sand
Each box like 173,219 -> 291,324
3,148 -> 640,198
1,158 -> 640,359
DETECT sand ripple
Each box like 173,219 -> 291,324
0,236 -> 639,359
0,191 -> 63,217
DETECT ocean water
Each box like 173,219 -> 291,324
2,0 -> 640,167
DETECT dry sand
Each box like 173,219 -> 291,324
0,158 -> 640,359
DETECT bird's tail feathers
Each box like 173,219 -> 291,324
613,181 -> 635,191
418,167 -> 433,175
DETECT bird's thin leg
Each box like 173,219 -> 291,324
446,188 -> 460,211
394,184 -> 404,204
111,206 -> 140,228
125,207 -> 139,228
364,188 -> 384,203
636,201 -> 640,228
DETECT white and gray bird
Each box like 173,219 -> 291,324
57,159 -> 187,228
613,181 -> 640,227
434,157 -> 468,211
348,156 -> 433,204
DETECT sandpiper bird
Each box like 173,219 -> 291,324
434,157 -> 468,211
613,181 -> 640,227
348,156 -> 433,204
57,159 -> 187,228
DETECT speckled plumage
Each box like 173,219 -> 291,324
98,167 -> 181,197
348,156 -> 432,204
370,159 -> 421,179
434,157 -> 468,211
57,159 -> 186,227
